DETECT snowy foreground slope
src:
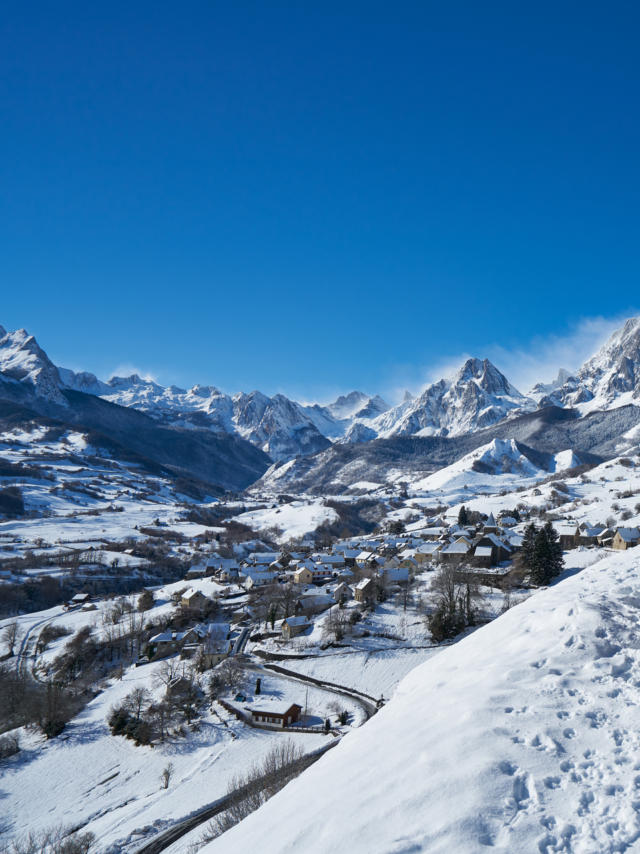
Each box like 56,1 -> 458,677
208,550 -> 640,854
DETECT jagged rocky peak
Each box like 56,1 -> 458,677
369,356 -> 529,440
188,383 -> 224,398
542,316 -> 640,410
0,326 -> 67,404
327,390 -> 371,419
108,373 -> 158,389
453,357 -> 522,398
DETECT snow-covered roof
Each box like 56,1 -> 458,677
616,527 -> 640,542
182,587 -> 205,599
552,522 -> 579,536
474,546 -> 493,557
249,701 -> 301,716
483,533 -> 512,550
415,543 -> 442,554
441,541 -> 471,554
283,616 -> 311,627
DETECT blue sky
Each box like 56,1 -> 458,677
1,2 -> 638,401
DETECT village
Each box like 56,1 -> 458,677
2,449 -> 640,853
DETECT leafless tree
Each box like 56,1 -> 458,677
2,620 -> 20,656
124,687 -> 150,721
0,825 -> 94,854
199,740 -> 303,841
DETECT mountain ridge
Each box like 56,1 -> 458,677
2,317 -> 640,474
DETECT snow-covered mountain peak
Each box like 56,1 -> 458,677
0,326 -> 67,404
541,315 -> 640,412
327,390 -> 371,419
452,357 -> 523,399
369,357 -> 531,440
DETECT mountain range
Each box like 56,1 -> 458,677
1,318 -> 640,492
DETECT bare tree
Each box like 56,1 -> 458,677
124,686 -> 150,721
153,658 -> 181,691
199,740 -> 303,841
2,620 -> 20,656
0,825 -> 94,854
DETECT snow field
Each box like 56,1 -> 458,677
206,548 -> 640,853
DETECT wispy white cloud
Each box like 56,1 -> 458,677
109,363 -> 159,383
382,312 -> 637,402
485,314 -> 634,392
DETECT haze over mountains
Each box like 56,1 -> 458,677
1,318 -> 640,493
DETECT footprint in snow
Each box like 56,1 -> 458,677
499,760 -> 518,776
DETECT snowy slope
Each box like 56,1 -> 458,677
208,548 -> 640,853
409,437 -> 544,492
232,499 -> 339,543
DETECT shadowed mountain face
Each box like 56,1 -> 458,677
256,405 -> 637,494
0,385 -> 271,494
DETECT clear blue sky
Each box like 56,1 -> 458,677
1,1 -> 638,400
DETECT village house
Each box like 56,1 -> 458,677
293,565 -> 313,585
312,553 -> 345,569
379,565 -> 410,584
180,588 -> 211,612
185,564 -> 208,580
148,628 -> 197,659
597,527 -> 616,547
354,577 -> 376,605
246,551 -> 280,567
281,615 -> 312,640
576,524 -> 605,546
219,565 -> 240,582
295,591 -> 333,616
244,569 -> 278,590
331,581 -> 353,603
187,623 -> 233,666
612,527 -> 640,550
338,548 -> 360,566
472,534 -> 512,568
355,551 -> 383,570
249,702 -> 302,729
64,591 -> 92,609
293,563 -> 332,585
552,522 -> 580,550
413,542 -> 443,564
440,537 -> 473,564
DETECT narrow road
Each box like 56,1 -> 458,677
131,740 -> 339,854
253,661 -> 380,720
231,625 -> 251,655
15,613 -> 57,680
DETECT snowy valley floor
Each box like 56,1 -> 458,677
206,548 -> 640,854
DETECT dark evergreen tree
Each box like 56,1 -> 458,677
542,521 -> 564,581
458,505 -> 469,526
527,521 -> 564,585
521,523 -> 538,568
